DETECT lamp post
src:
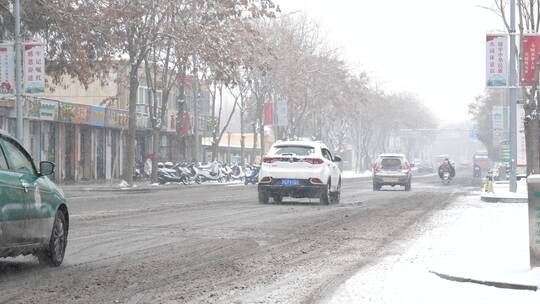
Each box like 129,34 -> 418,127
509,0 -> 518,192
14,0 -> 23,142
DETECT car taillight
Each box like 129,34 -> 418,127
309,178 -> 323,184
263,156 -> 277,163
260,176 -> 272,183
305,158 -> 324,165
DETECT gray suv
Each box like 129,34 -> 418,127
372,153 -> 412,191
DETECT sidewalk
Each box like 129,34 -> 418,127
480,178 -> 527,203
326,194 -> 540,304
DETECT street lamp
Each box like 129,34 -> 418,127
15,0 -> 23,142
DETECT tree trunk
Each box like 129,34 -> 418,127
125,67 -> 138,185
151,127 -> 160,183
240,106 -> 245,166
251,122 -> 258,164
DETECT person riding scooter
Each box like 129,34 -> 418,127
438,158 -> 456,180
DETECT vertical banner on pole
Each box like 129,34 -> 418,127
521,35 -> 540,86
263,102 -> 273,126
517,104 -> 527,168
486,34 -> 508,87
0,44 -> 15,95
22,42 -> 45,94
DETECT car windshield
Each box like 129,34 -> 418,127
381,158 -> 402,170
273,146 -> 315,156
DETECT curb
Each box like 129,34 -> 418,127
480,195 -> 527,203
430,270 -> 538,291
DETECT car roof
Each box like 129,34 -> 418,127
272,140 -> 327,149
379,153 -> 406,158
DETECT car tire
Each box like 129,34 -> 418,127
320,182 -> 330,205
273,195 -> 283,203
405,180 -> 411,191
331,179 -> 341,204
258,191 -> 269,204
37,210 -> 68,267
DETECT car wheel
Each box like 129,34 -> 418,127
405,181 -> 411,191
273,195 -> 283,203
331,179 -> 341,204
38,210 -> 68,267
258,191 -> 269,204
320,182 -> 330,205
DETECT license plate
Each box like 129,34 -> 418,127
281,179 -> 300,186
385,178 -> 398,183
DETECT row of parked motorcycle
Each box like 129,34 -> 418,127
135,161 -> 261,185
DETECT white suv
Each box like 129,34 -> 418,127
258,140 -> 342,204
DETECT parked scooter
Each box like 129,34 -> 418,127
196,161 -> 224,183
230,164 -> 245,181
157,162 -> 184,185
244,165 -> 260,185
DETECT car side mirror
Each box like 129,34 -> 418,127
39,161 -> 55,176
334,156 -> 342,162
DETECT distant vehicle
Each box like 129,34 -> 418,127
0,132 -> 68,266
258,140 -> 342,204
373,153 -> 412,191
415,162 -> 434,174
473,152 -> 491,177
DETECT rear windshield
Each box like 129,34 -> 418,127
273,145 -> 315,156
381,158 -> 402,170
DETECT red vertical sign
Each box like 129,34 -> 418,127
264,102 -> 273,125
521,35 -> 540,86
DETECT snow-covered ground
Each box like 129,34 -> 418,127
481,178 -> 527,200
326,194 -> 540,304
342,170 -> 372,179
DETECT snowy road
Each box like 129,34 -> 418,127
0,175 -> 479,303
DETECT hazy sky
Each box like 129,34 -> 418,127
275,0 -> 503,124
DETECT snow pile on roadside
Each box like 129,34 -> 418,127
342,170 -> 371,179
326,195 -> 540,304
118,180 -> 130,188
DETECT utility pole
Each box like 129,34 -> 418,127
14,0 -> 23,142
509,0 -> 518,192
192,56 -> 199,162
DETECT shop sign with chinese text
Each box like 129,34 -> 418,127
59,102 -> 91,124
486,34 -> 508,87
105,108 -> 128,129
90,106 -> 106,127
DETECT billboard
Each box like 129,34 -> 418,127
486,34 -> 508,86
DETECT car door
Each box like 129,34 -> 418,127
322,148 -> 339,190
0,137 -> 32,247
0,137 -> 41,244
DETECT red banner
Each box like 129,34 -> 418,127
264,102 -> 273,126
521,35 -> 540,86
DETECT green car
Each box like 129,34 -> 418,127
0,132 -> 68,266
